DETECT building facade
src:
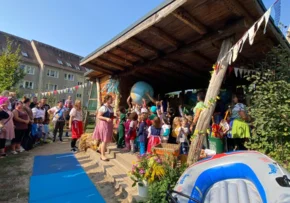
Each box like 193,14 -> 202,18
0,31 -> 90,105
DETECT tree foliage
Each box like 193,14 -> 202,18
246,45 -> 290,170
0,38 -> 24,92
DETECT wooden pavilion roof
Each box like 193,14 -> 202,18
81,0 -> 289,93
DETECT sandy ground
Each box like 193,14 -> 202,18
0,136 -> 128,203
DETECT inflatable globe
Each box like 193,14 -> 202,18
130,81 -> 154,105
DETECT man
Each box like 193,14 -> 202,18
30,97 -> 38,109
40,98 -> 51,140
64,96 -> 73,109
48,101 -> 66,142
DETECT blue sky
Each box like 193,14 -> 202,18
0,0 -> 289,57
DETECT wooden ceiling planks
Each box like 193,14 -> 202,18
82,0 -> 288,93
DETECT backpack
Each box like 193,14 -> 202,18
21,132 -> 34,151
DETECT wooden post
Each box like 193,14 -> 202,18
96,78 -> 101,110
187,37 -> 234,166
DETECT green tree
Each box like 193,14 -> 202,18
0,38 -> 24,92
246,45 -> 290,170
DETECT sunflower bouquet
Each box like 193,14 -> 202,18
128,154 -> 165,187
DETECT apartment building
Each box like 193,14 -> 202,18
0,31 -> 90,104
0,31 -> 40,96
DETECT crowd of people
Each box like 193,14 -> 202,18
0,92 -> 84,158
92,90 -> 251,162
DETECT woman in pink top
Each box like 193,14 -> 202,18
69,100 -> 83,153
12,101 -> 30,154
93,95 -> 115,161
0,97 -> 15,157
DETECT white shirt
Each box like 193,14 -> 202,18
176,127 -> 189,143
32,107 -> 45,120
69,108 -> 83,121
99,105 -> 113,113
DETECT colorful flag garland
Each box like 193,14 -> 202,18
214,0 -> 281,73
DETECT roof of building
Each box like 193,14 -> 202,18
32,40 -> 87,73
80,0 -> 290,91
0,31 -> 39,65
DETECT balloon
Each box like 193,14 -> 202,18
130,81 -> 154,105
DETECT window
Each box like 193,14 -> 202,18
75,65 -> 80,70
24,66 -> 35,75
77,82 -> 83,85
22,81 -> 34,89
46,84 -> 58,91
21,51 -> 28,57
57,59 -> 63,65
64,73 -> 74,81
47,69 -> 59,78
76,94 -> 82,98
19,64 -> 26,70
66,62 -> 72,67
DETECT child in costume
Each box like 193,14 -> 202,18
125,112 -> 138,153
117,106 -> 126,148
147,117 -> 163,153
161,114 -> 171,143
137,111 -> 148,155
177,118 -> 190,154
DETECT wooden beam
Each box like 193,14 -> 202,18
85,62 -> 114,75
94,58 -> 125,71
162,59 -> 202,76
129,37 -> 160,56
192,52 -> 215,64
149,26 -> 180,48
187,37 -> 234,166
222,0 -> 254,22
80,0 -> 187,65
104,52 -> 133,67
119,19 -> 246,77
115,46 -> 144,63
172,7 -> 208,35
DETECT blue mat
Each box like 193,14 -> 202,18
29,153 -> 105,203
32,153 -> 82,176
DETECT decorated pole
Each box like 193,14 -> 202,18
187,37 -> 234,166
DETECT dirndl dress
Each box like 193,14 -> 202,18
146,126 -> 162,153
71,120 -> 83,139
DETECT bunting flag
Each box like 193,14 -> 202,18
213,0 -> 279,71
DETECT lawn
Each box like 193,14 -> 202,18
0,153 -> 30,202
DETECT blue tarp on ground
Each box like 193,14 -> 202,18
29,153 -> 105,203
32,153 -> 82,176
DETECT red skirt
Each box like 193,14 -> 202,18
147,136 -> 161,153
71,120 -> 83,139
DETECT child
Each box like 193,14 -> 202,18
176,118 -> 190,163
137,112 -> 148,155
125,112 -> 138,153
161,114 -> 171,143
171,117 -> 181,141
69,100 -> 83,153
117,106 -> 126,148
147,117 -> 163,153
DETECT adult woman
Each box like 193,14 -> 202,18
93,95 -> 114,161
12,101 -> 30,154
190,91 -> 206,132
69,100 -> 83,153
0,97 -> 14,157
228,93 -> 250,150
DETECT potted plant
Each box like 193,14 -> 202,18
128,154 -> 165,198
